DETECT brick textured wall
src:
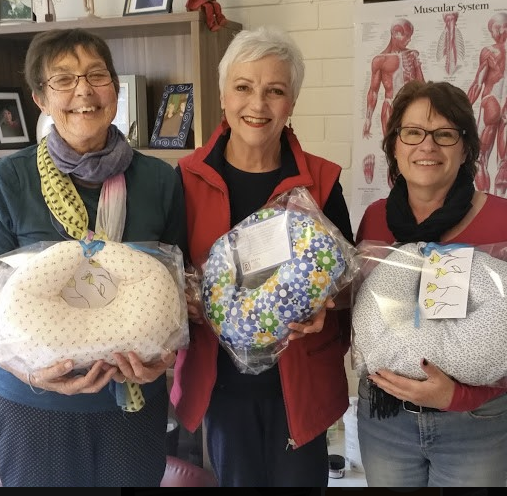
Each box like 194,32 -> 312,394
221,0 -> 355,210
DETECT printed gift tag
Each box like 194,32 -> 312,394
226,212 -> 292,277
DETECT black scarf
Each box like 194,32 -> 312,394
386,166 -> 475,242
370,166 -> 475,419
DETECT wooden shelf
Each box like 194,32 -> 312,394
0,11 -> 226,40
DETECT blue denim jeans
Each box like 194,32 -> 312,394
357,377 -> 507,487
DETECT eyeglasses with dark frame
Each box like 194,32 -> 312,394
41,70 -> 113,92
396,126 -> 466,146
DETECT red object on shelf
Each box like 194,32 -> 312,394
186,0 -> 227,31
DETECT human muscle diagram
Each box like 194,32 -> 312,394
363,18 -> 424,139
437,13 -> 465,75
363,153 -> 375,184
351,0 -> 507,233
467,12 -> 507,197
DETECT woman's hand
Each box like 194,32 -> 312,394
367,359 -> 455,410
111,351 -> 176,385
185,268 -> 204,324
186,290 -> 204,325
26,359 -> 118,395
286,297 -> 335,341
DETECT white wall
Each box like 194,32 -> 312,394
221,0 -> 356,210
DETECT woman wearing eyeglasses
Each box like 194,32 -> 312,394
0,29 -> 186,486
355,80 -> 507,486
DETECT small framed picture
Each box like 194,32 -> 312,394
113,75 -> 149,147
0,0 -> 33,22
0,88 -> 30,148
150,83 -> 194,149
123,0 -> 172,16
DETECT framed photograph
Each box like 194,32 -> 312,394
0,88 -> 30,149
112,75 -> 148,147
150,83 -> 194,149
123,0 -> 172,16
0,0 -> 33,22
33,0 -> 126,22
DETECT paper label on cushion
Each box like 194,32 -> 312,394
226,212 -> 292,277
418,246 -> 474,319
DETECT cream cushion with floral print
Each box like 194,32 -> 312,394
0,240 -> 180,373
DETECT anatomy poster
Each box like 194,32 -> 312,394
350,0 -> 507,233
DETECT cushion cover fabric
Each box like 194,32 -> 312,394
352,242 -> 507,385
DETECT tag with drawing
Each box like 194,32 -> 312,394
418,244 -> 474,319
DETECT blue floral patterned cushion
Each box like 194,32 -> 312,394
202,206 -> 347,370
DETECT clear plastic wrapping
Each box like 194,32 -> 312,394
201,186 -> 358,375
0,240 -> 189,375
351,241 -> 507,387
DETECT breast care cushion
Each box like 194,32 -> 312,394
0,240 -> 181,372
352,242 -> 507,385
203,208 -> 347,361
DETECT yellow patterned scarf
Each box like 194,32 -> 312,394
37,137 -> 145,412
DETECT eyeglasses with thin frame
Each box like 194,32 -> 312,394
41,70 -> 113,92
396,126 -> 466,146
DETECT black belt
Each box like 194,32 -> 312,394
402,400 -> 441,414
367,380 -> 442,419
